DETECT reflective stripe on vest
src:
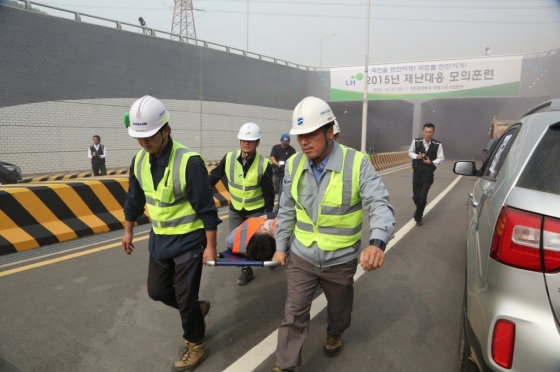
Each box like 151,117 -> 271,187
232,216 -> 268,255
225,150 -> 269,211
134,141 -> 204,235
288,147 -> 364,251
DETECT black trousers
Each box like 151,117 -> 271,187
92,162 -> 107,176
273,173 -> 284,211
147,246 -> 205,342
412,170 -> 434,221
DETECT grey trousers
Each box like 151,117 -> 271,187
228,209 -> 263,233
275,253 -> 358,368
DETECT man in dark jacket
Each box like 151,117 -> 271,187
269,134 -> 296,210
121,95 -> 221,372
407,123 -> 445,226
88,135 -> 107,176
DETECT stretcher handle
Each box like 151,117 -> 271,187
205,253 -> 281,267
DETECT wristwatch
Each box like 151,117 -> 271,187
369,239 -> 387,252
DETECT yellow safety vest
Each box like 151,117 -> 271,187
134,141 -> 204,235
288,146 -> 365,251
225,150 -> 270,211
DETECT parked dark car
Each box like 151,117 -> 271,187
453,99 -> 560,371
0,161 -> 23,184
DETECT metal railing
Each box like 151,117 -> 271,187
13,0 -> 322,71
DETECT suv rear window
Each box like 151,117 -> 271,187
517,125 -> 560,195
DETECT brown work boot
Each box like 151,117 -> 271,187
272,367 -> 295,372
172,341 -> 207,372
323,328 -> 342,357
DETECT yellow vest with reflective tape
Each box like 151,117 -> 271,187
134,141 -> 204,235
289,147 -> 364,251
225,150 -> 270,211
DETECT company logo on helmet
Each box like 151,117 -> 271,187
297,117 -> 304,126
133,122 -> 148,126
319,109 -> 331,116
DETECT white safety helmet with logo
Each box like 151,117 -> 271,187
238,122 -> 261,141
333,120 -> 341,135
126,95 -> 170,138
290,96 -> 336,135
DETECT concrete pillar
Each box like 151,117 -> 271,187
405,99 -> 431,141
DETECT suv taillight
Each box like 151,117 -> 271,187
490,207 -> 560,272
543,217 -> 560,272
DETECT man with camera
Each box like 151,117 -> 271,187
88,135 -> 107,176
408,123 -> 444,226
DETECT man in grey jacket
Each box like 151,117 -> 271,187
271,97 -> 395,372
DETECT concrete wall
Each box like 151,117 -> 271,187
1,4 -> 559,171
0,5 -> 329,174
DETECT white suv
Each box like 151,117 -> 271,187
453,99 -> 560,371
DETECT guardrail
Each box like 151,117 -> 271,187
369,151 -> 411,171
12,0 -> 322,72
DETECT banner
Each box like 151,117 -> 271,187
330,55 -> 523,101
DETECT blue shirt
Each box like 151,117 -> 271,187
308,149 -> 332,184
124,138 -> 222,261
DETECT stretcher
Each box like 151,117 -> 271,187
205,249 -> 282,267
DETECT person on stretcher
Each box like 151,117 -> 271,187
226,212 -> 277,263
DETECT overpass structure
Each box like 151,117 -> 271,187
1,1 -> 560,174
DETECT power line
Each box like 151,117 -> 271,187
178,9 -> 560,24
195,0 -> 559,10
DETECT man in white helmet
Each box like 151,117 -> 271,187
271,96 -> 395,372
209,122 -> 274,285
121,95 -> 221,372
333,120 -> 341,142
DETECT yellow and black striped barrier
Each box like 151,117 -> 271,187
0,178 -> 231,256
2,152 -> 410,256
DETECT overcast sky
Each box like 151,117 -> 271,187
25,0 -> 560,68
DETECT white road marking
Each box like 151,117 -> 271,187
223,175 -> 463,372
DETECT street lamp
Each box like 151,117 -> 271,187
361,0 -> 371,154
319,33 -> 337,70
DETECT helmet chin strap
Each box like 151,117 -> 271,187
154,130 -> 166,155
312,128 -> 333,160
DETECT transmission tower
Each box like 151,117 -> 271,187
170,0 -> 197,40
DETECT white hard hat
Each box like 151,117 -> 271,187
238,122 -> 261,141
291,96 -> 336,135
333,120 -> 340,135
127,95 -> 170,138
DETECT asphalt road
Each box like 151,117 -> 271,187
0,161 -> 474,372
